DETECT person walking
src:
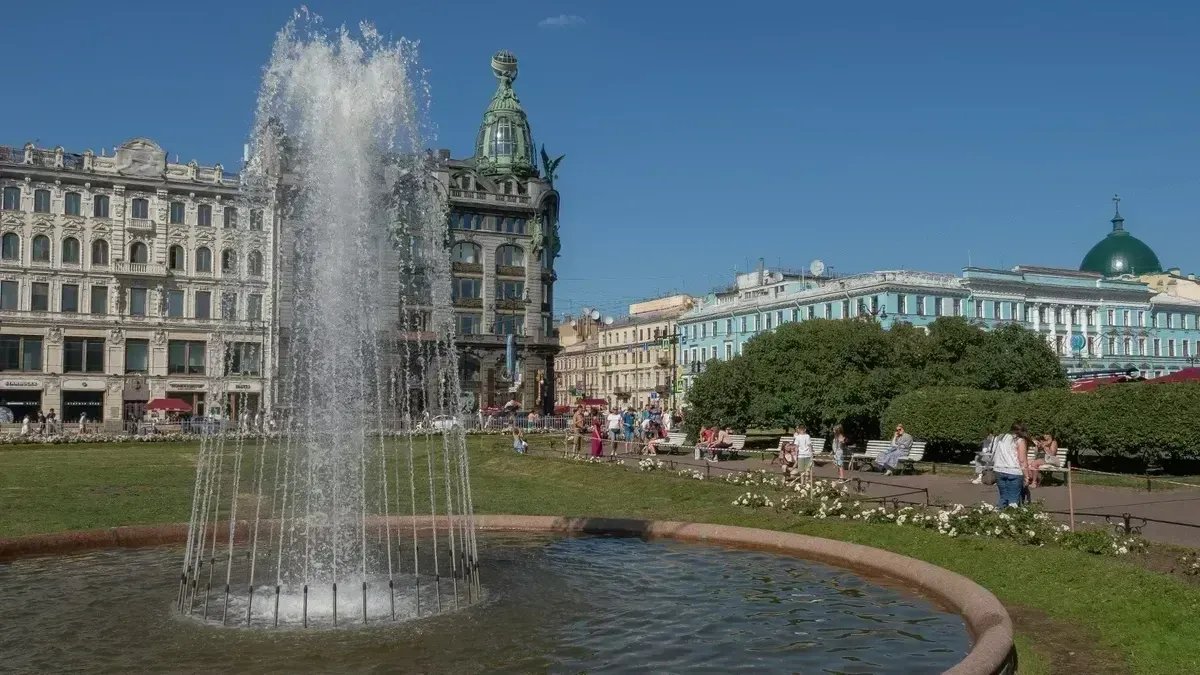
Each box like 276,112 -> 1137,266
571,405 -> 585,456
831,424 -> 848,480
991,423 -> 1030,508
971,432 -> 996,485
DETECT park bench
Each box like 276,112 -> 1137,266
850,439 -> 927,474
658,431 -> 687,455
1026,446 -> 1070,482
769,435 -> 829,465
708,434 -> 746,460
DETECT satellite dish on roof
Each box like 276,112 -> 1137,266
590,309 -> 601,321
809,259 -> 826,277
604,316 -> 614,325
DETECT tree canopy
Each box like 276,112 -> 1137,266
684,317 -> 1066,439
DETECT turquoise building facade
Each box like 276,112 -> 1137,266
676,205 -> 1199,399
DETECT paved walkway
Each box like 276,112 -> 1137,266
618,448 -> 1200,548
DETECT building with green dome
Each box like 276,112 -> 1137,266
1079,197 -> 1163,277
440,50 -> 563,413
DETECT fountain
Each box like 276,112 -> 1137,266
177,15 -> 478,628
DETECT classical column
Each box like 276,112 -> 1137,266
1065,305 -> 1073,356
1080,306 -> 1090,356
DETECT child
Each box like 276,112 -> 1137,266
831,424 -> 847,480
791,424 -> 814,485
512,428 -> 528,454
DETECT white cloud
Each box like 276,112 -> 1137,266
538,14 -> 586,29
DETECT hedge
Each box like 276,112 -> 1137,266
883,383 -> 1200,465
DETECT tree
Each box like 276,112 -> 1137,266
684,358 -> 754,434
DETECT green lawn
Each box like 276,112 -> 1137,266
2,435 -> 1198,673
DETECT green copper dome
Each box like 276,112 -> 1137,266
1079,201 -> 1162,277
474,50 -> 537,178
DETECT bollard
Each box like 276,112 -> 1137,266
274,585 -> 281,628
246,585 -> 255,625
362,581 -> 368,624
302,584 -> 308,628
1123,513 -> 1132,535
389,579 -> 396,620
332,583 -> 338,627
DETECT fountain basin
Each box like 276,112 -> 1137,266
0,516 -> 1014,674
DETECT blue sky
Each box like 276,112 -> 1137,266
4,1 -> 1198,319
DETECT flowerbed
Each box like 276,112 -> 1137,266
722,475 -> 1146,557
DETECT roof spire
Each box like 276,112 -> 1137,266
1111,193 -> 1124,232
473,50 -> 537,178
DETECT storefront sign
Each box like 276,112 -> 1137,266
62,378 -> 105,391
168,382 -> 207,391
228,382 -> 262,392
1,380 -> 43,390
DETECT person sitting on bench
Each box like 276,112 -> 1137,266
708,426 -> 733,462
874,424 -> 912,476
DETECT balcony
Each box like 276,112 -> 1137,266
495,298 -> 525,311
453,297 -> 482,309
448,188 -> 531,206
127,218 -> 156,234
113,261 -> 169,276
452,262 -> 482,274
495,265 -> 525,278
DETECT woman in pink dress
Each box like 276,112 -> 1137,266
589,419 -> 605,458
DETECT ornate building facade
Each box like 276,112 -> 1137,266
442,51 -> 562,412
0,139 -> 275,426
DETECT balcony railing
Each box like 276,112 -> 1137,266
452,261 -> 482,274
127,218 -> 155,233
113,261 -> 169,276
495,265 -> 525,277
448,188 -> 531,205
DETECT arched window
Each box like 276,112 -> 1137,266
223,206 -> 238,228
450,241 -> 481,264
493,119 -> 515,156
31,235 -> 50,262
495,244 -> 525,268
1,233 -> 19,261
248,250 -> 263,276
129,241 -> 148,264
221,248 -> 237,273
195,247 -> 212,273
62,237 -> 80,264
91,239 -> 109,265
168,245 -> 186,271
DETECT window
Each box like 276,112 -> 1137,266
1168,339 -> 1176,357
63,337 -> 105,373
1168,313 -> 1176,329
124,339 -> 149,374
917,295 -> 926,317
456,313 -> 482,335
934,297 -> 943,317
897,294 -> 907,314
1137,337 -> 1146,356
221,248 -> 236,273
739,317 -> 747,333
1107,309 -> 1115,326
129,241 -> 148,264
0,336 -> 42,371
494,119 -> 515,156
1122,310 -> 1130,326
62,237 -> 80,264
725,318 -> 733,334
129,287 -> 147,316
195,247 -> 212,273
221,291 -> 237,319
169,201 -> 185,224
0,280 -> 15,310
496,280 -> 524,300
450,212 -> 482,230
1137,311 -> 1145,327
90,286 -> 107,314
195,291 -> 211,319
1,233 -> 19,261
700,323 -> 707,339
168,340 -> 206,375
725,343 -> 733,360
992,302 -> 1001,320
61,284 -> 78,313
842,299 -> 851,318
168,245 -> 185,271
1108,337 -> 1117,356
499,217 -> 526,234
495,313 -> 522,335
452,277 -> 481,300
495,245 -> 525,267
450,242 -> 481,263
91,194 -> 111,218
31,235 -> 50,262
196,204 -> 212,226
166,290 -> 184,318
1,187 -> 19,210
975,300 -> 984,318
29,283 -> 48,311
225,342 -> 262,375
131,198 -> 149,219
764,313 -> 773,330
247,294 -> 262,321
953,298 -> 962,316
33,189 -> 50,213
247,251 -> 263,276
249,209 -> 263,230
223,206 -> 238,228
64,192 -> 81,216
807,306 -> 815,319
1153,339 -> 1161,357
91,239 -> 109,265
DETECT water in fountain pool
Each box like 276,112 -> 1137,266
1,535 -> 969,673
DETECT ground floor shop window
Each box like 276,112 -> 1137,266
0,389 -> 41,422
62,391 -> 104,422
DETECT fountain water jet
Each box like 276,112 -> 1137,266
178,14 -> 478,628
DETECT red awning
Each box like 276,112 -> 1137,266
146,397 -> 194,413
580,398 -> 607,408
1153,367 -> 1200,383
